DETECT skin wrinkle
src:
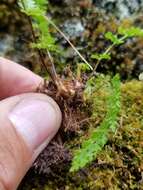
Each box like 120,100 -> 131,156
0,158 -> 8,181
0,102 -> 32,190
0,178 -> 8,190
0,126 -> 31,190
0,127 -> 31,190
0,129 -> 11,179
5,121 -> 31,166
2,135 -> 20,170
0,115 -> 30,190
0,99 -> 27,172
0,148 -> 12,190
0,161 -> 13,190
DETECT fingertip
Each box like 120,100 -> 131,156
9,93 -> 62,153
0,93 -> 62,190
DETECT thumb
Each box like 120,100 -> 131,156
0,93 -> 61,190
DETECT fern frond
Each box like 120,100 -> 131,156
118,26 -> 143,37
19,0 -> 57,52
70,75 -> 121,172
105,32 -> 124,45
19,0 -> 93,69
91,52 -> 111,61
19,0 -> 47,13
35,0 -> 48,11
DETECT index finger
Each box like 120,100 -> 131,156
0,57 -> 43,100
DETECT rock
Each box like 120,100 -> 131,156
62,18 -> 85,38
93,0 -> 143,19
0,34 -> 14,57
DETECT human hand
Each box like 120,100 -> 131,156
0,57 -> 61,190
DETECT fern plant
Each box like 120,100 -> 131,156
91,26 -> 143,71
18,0 -> 93,70
70,75 -> 121,172
19,0 -> 57,51
18,0 -> 142,173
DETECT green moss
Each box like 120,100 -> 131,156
20,80 -> 143,190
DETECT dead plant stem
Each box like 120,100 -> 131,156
45,16 -> 93,70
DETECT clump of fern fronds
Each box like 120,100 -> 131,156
91,26 -> 143,71
18,0 -> 93,70
19,0 -> 57,51
70,75 -> 121,172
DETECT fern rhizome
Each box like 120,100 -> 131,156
18,0 -> 143,173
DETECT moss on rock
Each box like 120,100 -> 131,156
19,80 -> 143,190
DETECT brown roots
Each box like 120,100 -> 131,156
34,78 -> 89,175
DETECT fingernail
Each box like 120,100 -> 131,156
9,98 -> 61,152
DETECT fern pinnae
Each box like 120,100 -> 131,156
19,0 -> 57,52
70,75 -> 121,172
19,0 -> 93,70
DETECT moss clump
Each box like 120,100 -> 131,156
19,80 -> 143,190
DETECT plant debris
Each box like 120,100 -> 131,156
34,72 -> 89,175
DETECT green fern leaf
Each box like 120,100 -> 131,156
35,0 -> 48,10
19,0 -> 58,52
118,26 -> 143,38
105,31 -> 124,45
91,53 -> 111,60
19,0 -> 47,13
70,75 -> 121,172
